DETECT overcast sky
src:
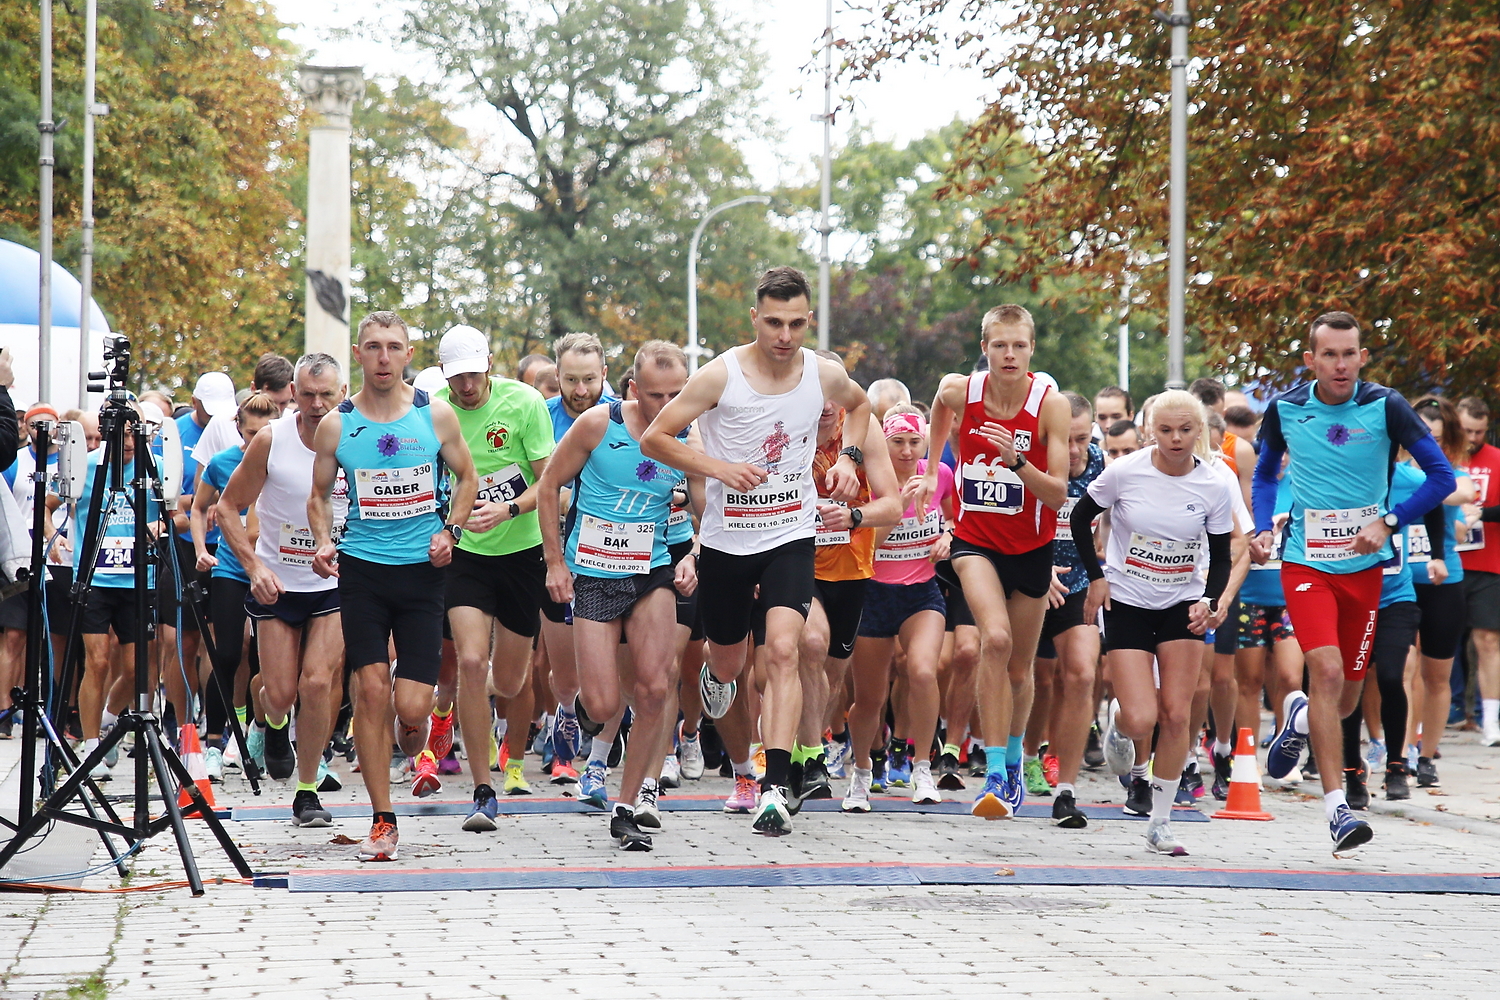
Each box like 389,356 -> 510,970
269,0 -> 993,190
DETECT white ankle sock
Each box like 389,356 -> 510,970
1150,774 -> 1179,823
1324,789 -> 1348,821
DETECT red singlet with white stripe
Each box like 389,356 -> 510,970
953,371 -> 1055,555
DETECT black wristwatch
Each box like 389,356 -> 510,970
851,507 -> 864,529
839,446 -> 864,466
1007,454 -> 1027,472
1197,596 -> 1219,615
444,523 -> 463,542
1382,512 -> 1400,530
507,501 -> 521,520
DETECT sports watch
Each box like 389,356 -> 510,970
444,523 -> 463,542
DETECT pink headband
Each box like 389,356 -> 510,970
883,412 -> 926,438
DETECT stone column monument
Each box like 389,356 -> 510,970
298,65 -> 363,379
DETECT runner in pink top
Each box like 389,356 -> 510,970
842,406 -> 956,811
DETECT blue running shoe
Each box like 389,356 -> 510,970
462,785 -> 500,833
1329,804 -> 1373,856
1001,768 -> 1025,814
552,705 -> 581,764
1267,690 -> 1309,779
579,760 -> 609,809
886,754 -> 912,789
971,771 -> 1011,820
870,759 -> 888,793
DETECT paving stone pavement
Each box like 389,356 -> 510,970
1,724 -> 1498,999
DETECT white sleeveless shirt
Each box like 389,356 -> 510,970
254,411 -> 348,593
697,347 -> 825,556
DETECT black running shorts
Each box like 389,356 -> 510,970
338,553 -> 445,685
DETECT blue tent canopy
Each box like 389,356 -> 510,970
0,238 -> 111,330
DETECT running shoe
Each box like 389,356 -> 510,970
1042,753 -> 1060,787
573,694 -> 604,738
1210,747 -> 1233,801
549,759 -> 580,785
552,706 -> 581,764
971,771 -> 1011,820
1344,766 -> 1370,811
503,759 -> 532,795
1145,819 -> 1189,857
1483,722 -> 1500,748
88,754 -> 112,782
1103,699 -> 1134,775
463,785 -> 500,832
1384,761 -> 1411,801
532,714 -> 551,757
1083,723 -> 1105,770
491,731 -> 502,772
967,745 -> 987,778
246,723 -> 267,774
698,663 -> 737,720
610,809 -> 653,851
886,752 -> 912,789
410,749 -> 441,797
936,751 -> 966,791
1265,691 -> 1309,780
578,761 -> 609,809
1001,767 -> 1026,814
101,722 -> 119,768
437,750 -> 463,775
1123,776 -> 1152,817
1301,751 -> 1320,779
264,722 -> 296,780
825,738 -> 850,779
428,709 -> 454,760
1052,789 -> 1087,829
1024,757 -> 1051,797
1330,804 -> 1374,856
723,773 -> 758,813
678,733 -> 705,780
1177,766 -> 1203,805
841,767 -> 873,813
911,761 -> 941,805
800,758 -> 833,800
751,743 -> 767,780
223,736 -> 242,772
317,758 -> 343,793
869,758 -> 888,794
1364,737 -> 1386,778
291,789 -> 333,828
751,786 -> 792,836
1416,756 -> 1440,788
634,784 -> 662,830
357,819 -> 399,862
204,745 -> 225,784
660,754 -> 682,790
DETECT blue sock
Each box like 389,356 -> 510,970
1006,735 -> 1024,768
984,746 -> 1007,778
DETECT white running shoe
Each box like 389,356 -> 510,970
222,737 -> 243,772
204,746 -> 225,783
698,663 -> 737,720
751,786 -> 792,835
841,767 -> 873,813
660,754 -> 682,790
1145,819 -> 1189,857
1483,723 -> 1500,748
1104,699 -> 1135,776
634,783 -> 662,830
911,761 -> 942,805
678,733 -> 705,780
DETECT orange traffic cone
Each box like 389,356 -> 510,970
1216,726 -> 1273,821
177,725 -> 217,818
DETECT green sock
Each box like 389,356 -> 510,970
943,743 -> 961,758
295,780 -> 318,793
267,715 -> 289,730
234,706 -> 248,726
791,743 -> 813,766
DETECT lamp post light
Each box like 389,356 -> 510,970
686,195 -> 771,374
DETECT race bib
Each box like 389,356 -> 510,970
574,515 -> 656,575
1405,524 -> 1432,564
815,501 -> 850,547
477,463 -> 527,505
1123,533 -> 1201,586
668,479 -> 691,528
724,472 -> 805,532
355,464 -> 437,520
278,523 -> 316,567
960,461 -> 1024,515
1302,505 -> 1379,561
1059,496 -> 1079,522
876,508 -> 942,562
1380,531 -> 1407,576
1456,519 -> 1486,553
1252,522 -> 1286,571
95,536 -> 134,575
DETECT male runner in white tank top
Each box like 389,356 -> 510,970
641,266 -> 871,835
216,353 -> 350,828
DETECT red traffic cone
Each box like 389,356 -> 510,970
1216,727 -> 1272,821
177,724 -> 217,818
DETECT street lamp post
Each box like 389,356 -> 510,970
686,195 -> 771,374
1161,1 -> 1190,389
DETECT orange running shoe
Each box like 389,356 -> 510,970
550,759 -> 580,784
358,819 -> 399,861
411,749 -> 441,798
427,709 -> 454,760
1042,753 -> 1061,787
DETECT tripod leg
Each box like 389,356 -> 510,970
140,723 -> 204,897
182,584 -> 261,794
0,729 -> 138,873
154,733 -> 256,879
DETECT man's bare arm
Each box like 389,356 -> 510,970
217,425 -> 273,572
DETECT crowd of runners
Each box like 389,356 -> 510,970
5,266 -> 1500,862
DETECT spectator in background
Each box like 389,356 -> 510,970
1103,419 -> 1140,464
517,354 -> 555,387
866,378 -> 911,421
1093,386 -> 1132,442
1224,405 -> 1259,443
534,368 -> 560,399
62,409 -> 102,452
1457,396 -> 1500,745
192,354 -> 294,467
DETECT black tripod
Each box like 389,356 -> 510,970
0,338 -> 253,894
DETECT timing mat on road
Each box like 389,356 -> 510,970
230,795 -> 1209,823
257,862 -> 1500,896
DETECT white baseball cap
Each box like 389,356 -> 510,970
438,325 -> 491,378
413,366 -> 447,395
192,371 -> 236,418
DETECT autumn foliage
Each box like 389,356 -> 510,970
845,2 -> 1500,398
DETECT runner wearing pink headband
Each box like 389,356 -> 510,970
883,411 -> 926,439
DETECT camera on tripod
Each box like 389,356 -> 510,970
87,333 -> 132,403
